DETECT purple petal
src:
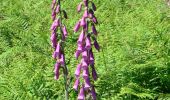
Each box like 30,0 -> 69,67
74,21 -> 80,32
73,79 -> 80,91
92,16 -> 98,24
54,62 -> 60,80
82,50 -> 88,60
85,36 -> 91,50
80,17 -> 86,26
83,9 -> 88,18
56,5 -> 60,14
89,49 -> 94,64
59,54 -> 65,66
77,3 -> 82,12
82,67 -> 89,79
78,86 -> 85,100
81,59 -> 88,69
50,31 -> 57,48
75,64 -> 81,78
75,50 -> 81,59
84,77 -> 91,89
62,25 -> 68,39
50,18 -> 60,30
55,42 -> 61,58
77,31 -> 85,45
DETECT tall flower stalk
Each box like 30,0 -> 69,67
50,0 -> 69,99
73,0 -> 99,100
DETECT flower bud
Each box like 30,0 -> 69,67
73,79 -> 80,91
75,64 -> 81,78
74,21 -> 81,32
78,86 -> 85,100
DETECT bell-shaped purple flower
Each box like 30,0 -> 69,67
59,54 -> 65,66
89,49 -> 94,64
77,45 -> 83,53
52,9 -> 56,21
82,50 -> 88,60
56,5 -> 60,14
80,17 -> 86,26
74,21 -> 81,32
51,18 -> 60,30
83,67 -> 89,79
84,77 -> 91,89
77,3 -> 82,12
81,59 -> 88,69
85,36 -> 91,50
83,9 -> 88,18
92,16 -> 98,24
77,31 -> 85,45
50,31 -> 57,48
94,39 -> 100,51
73,79 -> 80,91
92,24 -> 97,35
62,25 -> 68,39
75,64 -> 81,78
54,62 -> 60,80
55,42 -> 61,58
91,86 -> 97,100
75,50 -> 81,59
78,86 -> 85,100
91,64 -> 97,80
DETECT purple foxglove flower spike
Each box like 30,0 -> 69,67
74,0 -> 99,99
75,64 -> 81,78
77,2 -> 82,12
85,36 -> 91,50
78,86 -> 85,100
73,79 -> 80,91
74,21 -> 81,32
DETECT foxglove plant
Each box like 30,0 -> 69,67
73,0 -> 100,99
50,0 -> 69,99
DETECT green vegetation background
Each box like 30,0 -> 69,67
0,0 -> 170,99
